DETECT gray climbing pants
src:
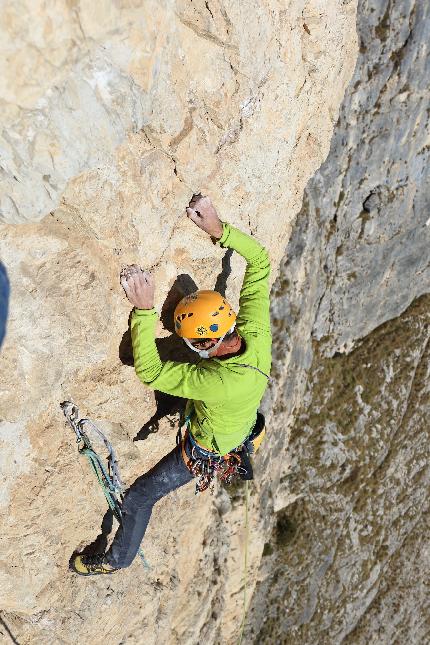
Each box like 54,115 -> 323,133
106,444 -> 193,568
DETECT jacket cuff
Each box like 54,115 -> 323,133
218,221 -> 230,247
132,307 -> 158,318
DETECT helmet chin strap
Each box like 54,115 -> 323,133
184,324 -> 236,359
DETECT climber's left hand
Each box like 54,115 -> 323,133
120,265 -> 155,309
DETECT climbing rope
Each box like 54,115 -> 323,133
238,479 -> 249,645
61,401 -> 149,569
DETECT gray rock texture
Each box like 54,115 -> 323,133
311,0 -> 430,353
246,0 -> 430,642
250,295 -> 429,644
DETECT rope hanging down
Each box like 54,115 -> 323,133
61,401 -> 149,569
238,479 -> 249,645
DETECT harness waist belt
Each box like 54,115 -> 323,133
188,419 -> 257,457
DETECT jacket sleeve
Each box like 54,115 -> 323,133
218,222 -> 271,333
130,308 -> 225,401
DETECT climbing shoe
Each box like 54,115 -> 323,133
70,553 -> 118,576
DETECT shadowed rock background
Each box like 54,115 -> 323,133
247,0 -> 430,642
0,0 -> 428,643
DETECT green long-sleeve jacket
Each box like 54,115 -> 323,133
130,222 -> 272,455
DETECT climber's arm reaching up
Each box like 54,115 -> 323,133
120,261 -> 225,402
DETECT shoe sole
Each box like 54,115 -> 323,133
69,560 -> 117,576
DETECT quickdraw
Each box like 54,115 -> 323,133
61,400 -> 149,569
184,437 -> 249,494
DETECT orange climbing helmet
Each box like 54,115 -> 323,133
174,290 -> 236,339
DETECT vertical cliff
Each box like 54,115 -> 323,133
247,0 -> 430,642
0,1 -> 358,643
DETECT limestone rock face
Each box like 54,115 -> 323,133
0,0 -> 356,227
0,1 -> 358,643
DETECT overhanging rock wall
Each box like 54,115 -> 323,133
0,1 -> 358,644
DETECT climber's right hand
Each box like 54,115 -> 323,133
120,265 -> 155,310
186,194 -> 223,240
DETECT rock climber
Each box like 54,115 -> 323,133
71,194 -> 272,575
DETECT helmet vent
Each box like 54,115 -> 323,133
212,311 -> 220,316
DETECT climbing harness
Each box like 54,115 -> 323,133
61,401 -> 149,569
178,428 -> 244,494
186,443 -> 247,494
178,410 -> 266,495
